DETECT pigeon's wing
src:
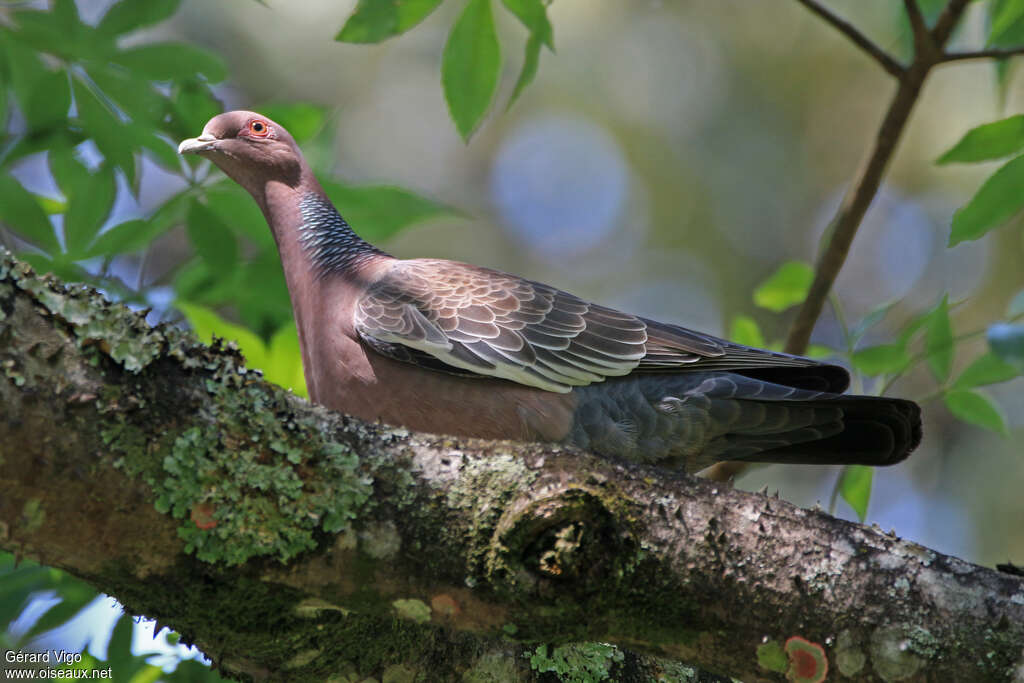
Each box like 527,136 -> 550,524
354,259 -> 838,393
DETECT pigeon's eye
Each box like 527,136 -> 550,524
248,120 -> 270,137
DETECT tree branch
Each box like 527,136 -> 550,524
792,0 -> 905,78
903,0 -> 929,46
940,47 -> 1024,63
784,69 -> 928,354
2,252 -> 1024,681
785,0 -> 974,354
931,0 -> 972,46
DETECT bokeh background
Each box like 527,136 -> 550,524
3,0 -> 1024,676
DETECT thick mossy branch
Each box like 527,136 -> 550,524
1,250 -> 1022,682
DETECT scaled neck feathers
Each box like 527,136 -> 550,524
297,192 -> 387,277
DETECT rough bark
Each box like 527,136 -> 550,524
1,249 -> 1022,682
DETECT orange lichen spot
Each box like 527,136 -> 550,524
784,636 -> 828,683
190,503 -> 217,530
430,594 -> 460,618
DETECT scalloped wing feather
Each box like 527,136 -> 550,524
354,259 -> 830,393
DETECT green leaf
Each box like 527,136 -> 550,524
805,344 -> 835,360
949,153 -> 1024,246
186,201 -> 238,275
3,38 -> 49,118
752,261 -> 814,313
849,302 -> 896,344
508,31 -> 542,110
97,0 -> 182,36
131,127 -> 183,173
850,343 -> 910,376
51,0 -> 81,36
72,78 -> 136,185
336,0 -> 443,43
84,219 -> 160,259
178,303 -> 272,376
265,323 -> 308,397
24,68 -> 71,133
88,190 -> 191,258
86,63 -> 168,127
898,300 -> 946,345
38,197 -> 68,215
49,151 -> 117,257
442,0 -> 502,141
989,0 -> 1024,46
9,4 -> 92,59
839,465 -> 873,522
112,43 -> 226,83
203,182 -> 274,248
106,614 -> 135,675
20,584 -> 97,644
257,103 -> 327,144
729,314 -> 766,348
125,664 -> 164,683
953,352 -> 1019,389
924,295 -> 953,382
0,174 -> 59,253
944,389 -> 1008,435
0,560 -> 51,628
501,0 -> 554,48
170,81 -> 223,140
322,181 -> 455,242
937,115 -> 1024,164
988,322 -> 1024,369
176,301 -> 268,370
235,250 -> 292,332
989,0 -> 1024,45
1008,289 -> 1024,317
0,75 -> 8,133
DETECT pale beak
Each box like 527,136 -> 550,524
178,134 -> 218,155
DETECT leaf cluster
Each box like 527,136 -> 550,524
732,259 -> 1023,520
0,553 -> 225,681
337,0 -> 555,140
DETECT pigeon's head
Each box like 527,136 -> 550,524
178,110 -> 306,197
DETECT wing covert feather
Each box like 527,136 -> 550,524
354,259 -> 834,392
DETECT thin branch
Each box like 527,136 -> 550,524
785,0 -> 974,355
876,311 -> 1024,397
793,0 -> 905,78
903,0 -> 929,43
931,0 -> 971,46
785,73 -> 927,354
940,47 -> 1024,63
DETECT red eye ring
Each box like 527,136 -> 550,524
248,120 -> 270,137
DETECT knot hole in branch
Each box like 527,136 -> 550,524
489,487 -> 625,598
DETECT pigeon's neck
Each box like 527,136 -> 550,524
296,192 -> 387,277
260,180 -> 387,281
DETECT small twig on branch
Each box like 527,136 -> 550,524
931,0 -> 971,45
792,0 -> 905,78
940,47 -> 1024,62
903,0 -> 929,43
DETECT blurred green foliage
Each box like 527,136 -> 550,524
335,0 -> 554,138
1,0 -> 1024,679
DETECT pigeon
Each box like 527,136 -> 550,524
179,111 -> 921,472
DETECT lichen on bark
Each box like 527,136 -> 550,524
3,249 -> 1024,682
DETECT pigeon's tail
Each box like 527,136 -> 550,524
568,373 -> 922,471
728,395 -> 922,467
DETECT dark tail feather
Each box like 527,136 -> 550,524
736,396 -> 922,467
